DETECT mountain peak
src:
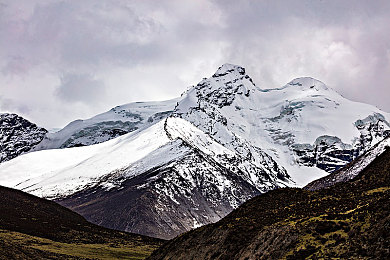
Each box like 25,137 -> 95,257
213,63 -> 245,77
0,113 -> 47,163
286,77 -> 328,91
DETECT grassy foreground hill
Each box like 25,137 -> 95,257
0,185 -> 163,259
149,148 -> 390,259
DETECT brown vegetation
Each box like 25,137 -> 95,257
0,185 -> 163,259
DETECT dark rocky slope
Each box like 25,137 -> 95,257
149,147 -> 390,259
0,113 -> 47,163
0,185 -> 163,259
57,139 -> 265,240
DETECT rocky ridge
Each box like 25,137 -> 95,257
0,113 -> 47,163
305,136 -> 390,190
293,113 -> 390,173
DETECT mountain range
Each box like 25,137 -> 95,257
0,64 -> 389,239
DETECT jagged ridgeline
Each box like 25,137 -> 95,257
0,64 -> 389,240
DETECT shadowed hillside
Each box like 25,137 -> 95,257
0,186 -> 163,259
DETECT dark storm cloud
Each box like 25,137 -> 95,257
0,0 -> 389,128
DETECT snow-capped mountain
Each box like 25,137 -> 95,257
174,64 -> 389,184
0,63 -> 389,239
0,113 -> 47,163
34,98 -> 179,150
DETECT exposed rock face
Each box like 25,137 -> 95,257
173,64 -> 291,192
0,113 -> 47,163
292,113 -> 390,173
354,112 -> 390,151
305,137 -> 390,191
292,136 -> 354,172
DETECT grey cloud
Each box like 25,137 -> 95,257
211,0 -> 390,111
0,96 -> 31,114
0,0 -> 389,128
0,0 -> 164,73
56,73 -> 106,103
1,56 -> 30,75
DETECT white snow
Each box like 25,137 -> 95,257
0,117 -> 241,198
34,98 -> 180,150
174,69 -> 390,187
0,120 -> 171,198
165,117 -> 235,157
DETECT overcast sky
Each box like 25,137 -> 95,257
1,0 -> 389,128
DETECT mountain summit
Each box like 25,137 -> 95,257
213,63 -> 246,77
284,77 -> 328,91
0,64 -> 389,239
